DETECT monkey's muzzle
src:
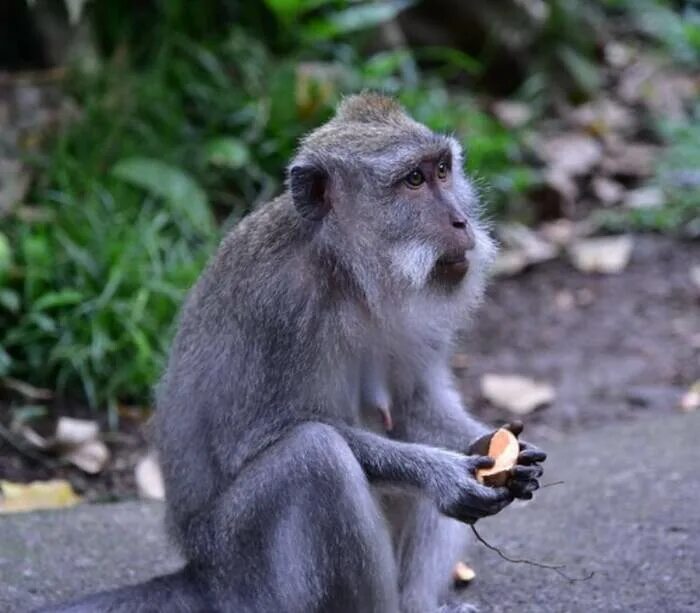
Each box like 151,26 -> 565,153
436,252 -> 469,279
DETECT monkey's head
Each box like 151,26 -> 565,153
288,92 -> 496,308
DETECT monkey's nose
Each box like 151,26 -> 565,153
455,223 -> 476,251
449,213 -> 475,249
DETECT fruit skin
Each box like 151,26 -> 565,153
469,428 -> 520,487
467,431 -> 495,457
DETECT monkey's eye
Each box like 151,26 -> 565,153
436,160 -> 449,180
405,169 -> 425,188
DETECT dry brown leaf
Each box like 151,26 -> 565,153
55,417 -> 99,447
135,453 -> 165,501
1,376 -> 53,400
492,222 -> 560,277
500,223 -> 558,260
18,417 -> 110,474
624,186 -> 664,210
604,42 -> 633,68
492,100 -> 532,128
296,63 -> 339,119
537,169 -> 579,215
62,440 -> 110,474
617,57 -> 659,104
601,143 -> 658,179
642,72 -> 699,121
492,250 -> 529,277
0,479 -> 81,513
481,374 -> 555,415
680,382 -> 700,413
539,134 -> 602,177
570,99 -> 635,137
569,236 -> 633,274
538,219 -> 588,247
18,425 -> 51,450
592,177 -> 624,206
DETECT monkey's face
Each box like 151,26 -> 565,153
378,140 -> 481,290
335,127 -> 493,296
288,94 -> 495,298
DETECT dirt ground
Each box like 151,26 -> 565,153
1,234 -> 698,500
461,234 -> 700,436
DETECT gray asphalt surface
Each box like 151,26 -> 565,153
466,412 -> 700,613
1,412 -> 699,613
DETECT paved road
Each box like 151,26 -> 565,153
1,413 -> 699,612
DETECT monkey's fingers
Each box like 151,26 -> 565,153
456,500 -> 507,523
458,509 -> 489,523
503,420 -> 524,437
508,465 -> 541,500
517,447 -> 547,465
508,479 -> 539,500
510,465 -> 543,481
468,484 -> 513,513
470,456 -> 496,471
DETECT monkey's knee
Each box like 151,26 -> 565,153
284,422 -> 365,483
277,423 -> 399,612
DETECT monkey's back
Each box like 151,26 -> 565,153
152,195 -> 364,549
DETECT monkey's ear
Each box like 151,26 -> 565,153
289,164 -> 331,221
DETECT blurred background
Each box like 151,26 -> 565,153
0,0 -> 698,507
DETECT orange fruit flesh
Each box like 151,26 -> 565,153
476,428 -> 519,485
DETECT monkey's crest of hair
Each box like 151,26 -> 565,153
335,92 -> 407,125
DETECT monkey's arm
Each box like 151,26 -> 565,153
391,367 -> 490,450
392,368 -> 547,500
335,424 -> 512,523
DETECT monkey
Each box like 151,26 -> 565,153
39,92 -> 545,613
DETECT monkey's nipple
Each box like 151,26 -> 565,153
377,405 -> 393,432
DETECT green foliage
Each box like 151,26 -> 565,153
3,2 -> 531,417
7,0 -> 695,417
596,106 -> 700,234
605,0 -> 700,64
112,158 -> 214,235
301,0 -> 414,41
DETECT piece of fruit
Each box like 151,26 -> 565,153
474,428 -> 520,487
453,561 -> 476,588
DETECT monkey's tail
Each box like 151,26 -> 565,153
34,564 -> 208,613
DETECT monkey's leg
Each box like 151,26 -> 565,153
186,422 -> 400,613
388,494 -> 472,613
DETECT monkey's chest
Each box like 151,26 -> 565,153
358,352 -> 395,434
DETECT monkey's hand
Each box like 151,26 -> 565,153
503,421 -> 547,500
433,454 -> 513,524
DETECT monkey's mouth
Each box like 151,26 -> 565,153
436,252 -> 469,277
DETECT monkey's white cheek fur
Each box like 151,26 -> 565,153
473,226 -> 498,270
392,241 -> 438,288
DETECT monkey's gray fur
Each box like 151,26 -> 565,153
40,92 -> 545,613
